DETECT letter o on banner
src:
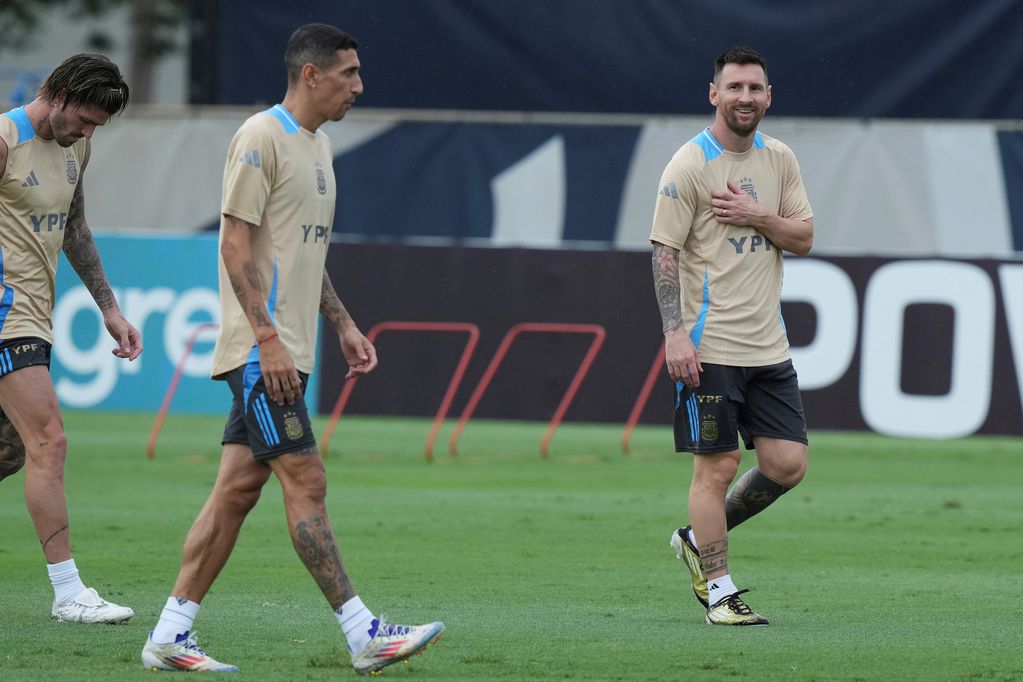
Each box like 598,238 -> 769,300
861,261 -> 994,438
783,259 -> 858,390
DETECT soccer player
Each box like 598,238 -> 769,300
140,24 -> 443,674
0,53 -> 142,623
650,46 -> 813,626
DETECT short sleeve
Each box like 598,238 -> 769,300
778,147 -> 813,221
650,155 -> 699,250
221,121 -> 276,226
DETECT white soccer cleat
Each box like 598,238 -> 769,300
52,587 -> 134,624
141,631 -> 240,672
351,618 -> 444,676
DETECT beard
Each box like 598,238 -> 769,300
723,108 -> 764,137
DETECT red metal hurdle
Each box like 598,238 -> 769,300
621,340 -> 666,454
320,321 -> 480,461
146,323 -> 220,459
448,323 -> 606,459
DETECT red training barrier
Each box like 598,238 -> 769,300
448,323 -> 606,459
320,321 -> 480,461
621,341 -> 666,453
146,323 -> 220,459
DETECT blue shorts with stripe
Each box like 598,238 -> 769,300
222,362 -> 316,461
672,360 -> 807,454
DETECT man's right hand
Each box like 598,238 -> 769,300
665,329 -> 703,388
259,335 -> 301,405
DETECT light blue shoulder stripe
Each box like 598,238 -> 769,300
2,107 -> 36,144
691,128 -> 724,162
691,128 -> 765,159
265,104 -> 300,135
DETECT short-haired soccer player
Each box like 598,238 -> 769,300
0,53 -> 143,623
651,46 -> 813,626
141,24 -> 443,674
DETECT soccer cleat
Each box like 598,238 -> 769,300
351,618 -> 444,676
705,589 -> 769,626
51,587 -> 134,624
141,631 -> 240,672
670,526 -> 709,608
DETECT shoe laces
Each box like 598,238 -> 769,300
718,589 -> 754,614
375,616 -> 415,638
176,631 -> 208,655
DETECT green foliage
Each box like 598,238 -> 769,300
0,0 -> 187,56
1,412 -> 1021,680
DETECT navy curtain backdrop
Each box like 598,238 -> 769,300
196,0 -> 1023,119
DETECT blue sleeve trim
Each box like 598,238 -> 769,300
2,107 -> 36,144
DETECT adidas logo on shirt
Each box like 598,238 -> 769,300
239,150 -> 261,168
22,170 -> 39,188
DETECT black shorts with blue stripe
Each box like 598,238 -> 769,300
0,336 -> 51,378
222,362 -> 317,461
672,359 -> 808,454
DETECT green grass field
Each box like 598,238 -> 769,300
1,411 -> 1021,681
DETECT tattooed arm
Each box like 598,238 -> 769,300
62,153 -> 143,360
221,214 -> 300,405
652,241 -> 702,387
320,270 -> 377,379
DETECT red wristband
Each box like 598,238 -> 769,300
257,331 -> 278,345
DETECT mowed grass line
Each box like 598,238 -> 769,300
0,411 -> 1020,681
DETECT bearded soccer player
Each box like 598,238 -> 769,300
650,46 -> 813,626
0,53 -> 142,623
140,24 -> 443,675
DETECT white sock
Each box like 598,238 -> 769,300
48,558 -> 87,604
336,596 -> 378,654
687,528 -> 697,547
152,597 -> 200,644
708,574 -> 738,606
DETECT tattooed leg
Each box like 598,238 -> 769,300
270,447 -> 355,610
698,536 -> 729,577
725,467 -> 791,530
292,512 -> 355,609
0,411 -> 26,480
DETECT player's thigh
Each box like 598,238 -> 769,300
212,442 -> 274,496
673,363 -> 741,454
0,365 -> 63,442
738,360 -> 807,448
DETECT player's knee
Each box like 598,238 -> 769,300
764,450 -> 807,488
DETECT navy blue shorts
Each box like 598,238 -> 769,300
221,362 -> 317,461
673,360 -> 807,454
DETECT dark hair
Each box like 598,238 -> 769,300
285,23 -> 359,82
39,53 -> 129,116
714,46 -> 768,83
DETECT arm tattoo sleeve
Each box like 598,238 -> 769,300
652,243 -> 684,333
319,271 -> 352,331
62,181 -> 117,311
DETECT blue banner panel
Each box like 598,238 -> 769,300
332,122 -> 640,243
212,0 -> 1023,119
52,235 -> 225,413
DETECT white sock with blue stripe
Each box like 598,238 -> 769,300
336,595 -> 378,654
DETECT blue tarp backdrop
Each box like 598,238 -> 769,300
202,0 -> 1023,119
